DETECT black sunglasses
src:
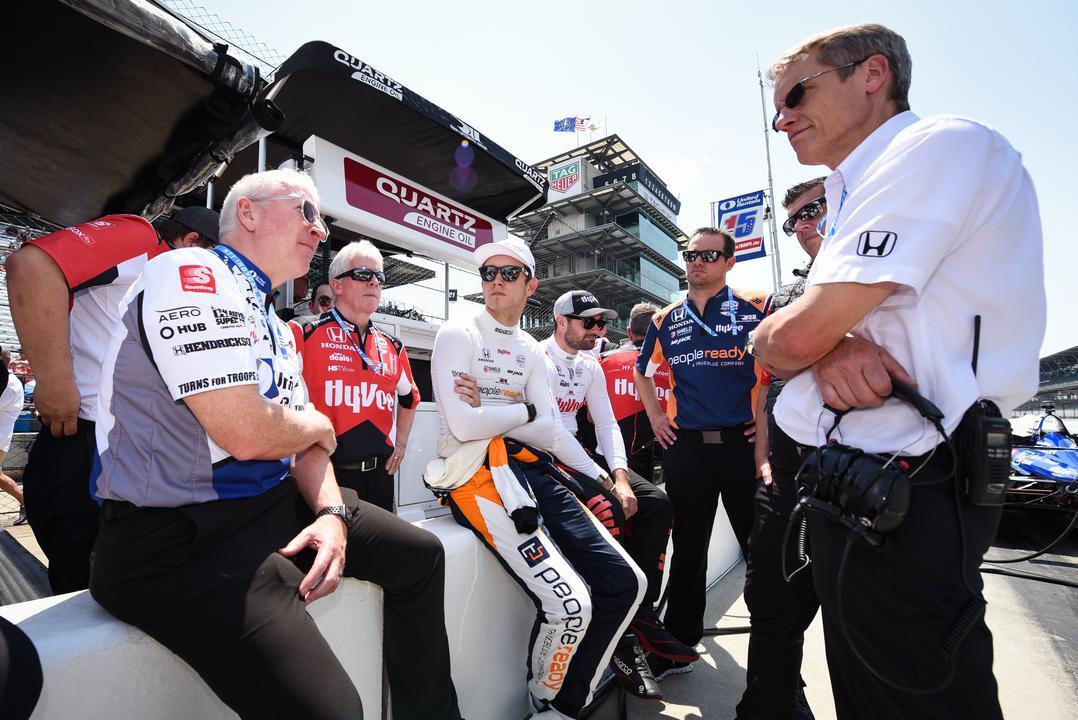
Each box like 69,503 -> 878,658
782,197 -> 826,236
771,58 -> 869,132
682,249 -> 729,263
479,264 -> 532,283
315,295 -> 333,308
567,315 -> 607,330
335,268 -> 385,284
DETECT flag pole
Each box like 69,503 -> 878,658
757,56 -> 782,294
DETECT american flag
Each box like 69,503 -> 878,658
553,116 -> 591,132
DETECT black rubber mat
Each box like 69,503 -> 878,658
0,532 -> 49,606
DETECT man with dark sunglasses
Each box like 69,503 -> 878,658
295,240 -> 419,512
290,280 -> 335,329
432,238 -> 645,719
634,228 -> 766,679
753,23 -> 1044,720
738,177 -> 826,720
7,206 -> 218,594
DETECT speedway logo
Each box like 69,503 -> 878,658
548,161 -> 581,194
178,265 -> 216,294
324,379 -> 395,412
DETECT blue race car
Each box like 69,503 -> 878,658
1009,404 -> 1078,511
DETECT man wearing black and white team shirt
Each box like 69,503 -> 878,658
753,23 -> 1045,719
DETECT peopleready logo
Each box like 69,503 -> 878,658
667,346 -> 747,365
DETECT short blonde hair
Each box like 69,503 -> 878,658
769,23 -> 912,113
329,240 -> 383,280
219,168 -> 320,237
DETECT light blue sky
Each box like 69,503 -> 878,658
201,0 -> 1076,354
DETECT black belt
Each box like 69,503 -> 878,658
101,499 -> 140,521
333,456 -> 382,472
677,426 -> 749,445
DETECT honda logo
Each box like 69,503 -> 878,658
857,231 -> 897,257
327,326 -> 346,343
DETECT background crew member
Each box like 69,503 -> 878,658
290,280 -> 334,329
296,240 -> 418,512
600,303 -> 670,479
753,23 -> 1044,719
634,228 -> 765,677
90,169 -> 462,720
0,349 -> 24,515
738,178 -> 825,720
7,206 -> 218,593
432,238 -> 644,720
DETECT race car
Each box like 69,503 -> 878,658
1008,403 -> 1078,511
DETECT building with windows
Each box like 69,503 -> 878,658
508,135 -> 687,340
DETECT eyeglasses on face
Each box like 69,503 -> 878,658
251,194 -> 329,239
566,315 -> 607,330
479,264 -> 532,283
682,249 -> 729,263
315,295 -> 333,308
771,58 -> 869,132
335,268 -> 386,284
782,197 -> 827,236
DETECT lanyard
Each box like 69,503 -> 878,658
211,245 -> 288,359
330,309 -> 384,376
682,286 -> 739,337
825,186 -> 849,240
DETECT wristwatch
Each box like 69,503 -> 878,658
745,330 -> 759,358
524,402 -> 537,423
316,505 -> 349,525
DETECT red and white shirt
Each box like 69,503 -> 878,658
27,215 -> 165,421
295,313 -> 419,463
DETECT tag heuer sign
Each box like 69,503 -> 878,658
549,161 -> 581,194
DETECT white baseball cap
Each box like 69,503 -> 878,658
473,237 -> 536,276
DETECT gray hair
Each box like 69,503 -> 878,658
768,23 -> 912,113
219,168 -> 320,237
329,240 -> 383,281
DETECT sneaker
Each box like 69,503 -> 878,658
631,606 -> 701,663
647,654 -> 695,682
13,505 -> 27,526
610,633 -> 662,700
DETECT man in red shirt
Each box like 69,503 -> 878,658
7,207 -> 218,593
599,303 -> 671,479
295,240 -> 418,511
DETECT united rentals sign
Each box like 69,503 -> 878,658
304,136 -> 506,266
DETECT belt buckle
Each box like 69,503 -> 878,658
701,430 -> 725,445
360,457 -> 378,472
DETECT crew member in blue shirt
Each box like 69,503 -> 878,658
634,227 -> 765,678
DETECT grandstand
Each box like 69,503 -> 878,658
1013,345 -> 1078,417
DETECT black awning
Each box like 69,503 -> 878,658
0,0 -> 271,227
213,41 -> 546,223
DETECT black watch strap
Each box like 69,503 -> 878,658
524,402 -> 537,423
316,505 -> 349,524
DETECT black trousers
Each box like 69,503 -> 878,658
662,431 -> 755,646
22,422 -> 101,594
335,458 -> 393,513
563,455 -> 673,610
0,616 -> 42,720
89,480 -> 461,720
808,448 -> 1003,720
737,421 -> 820,720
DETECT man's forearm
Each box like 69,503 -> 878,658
293,446 -> 343,512
6,246 -> 75,386
394,404 -> 418,451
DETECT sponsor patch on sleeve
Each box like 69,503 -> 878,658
179,265 -> 217,293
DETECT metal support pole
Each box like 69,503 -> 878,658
205,180 -> 214,208
257,137 -> 268,172
757,64 -> 783,293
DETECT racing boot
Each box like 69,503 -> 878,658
526,695 -> 574,719
647,654 -> 696,681
631,605 -> 701,663
610,631 -> 662,700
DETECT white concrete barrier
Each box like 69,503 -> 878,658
0,510 -> 742,720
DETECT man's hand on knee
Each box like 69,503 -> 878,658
278,514 -> 348,604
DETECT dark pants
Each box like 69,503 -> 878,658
562,456 -> 673,610
22,422 -> 100,594
335,458 -> 393,513
0,616 -> 42,720
89,480 -> 461,720
738,421 -> 819,720
662,430 -> 755,646
808,448 -> 1003,720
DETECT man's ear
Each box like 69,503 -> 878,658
236,197 -> 258,232
863,53 -> 892,98
177,231 -> 201,248
526,277 -> 538,297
